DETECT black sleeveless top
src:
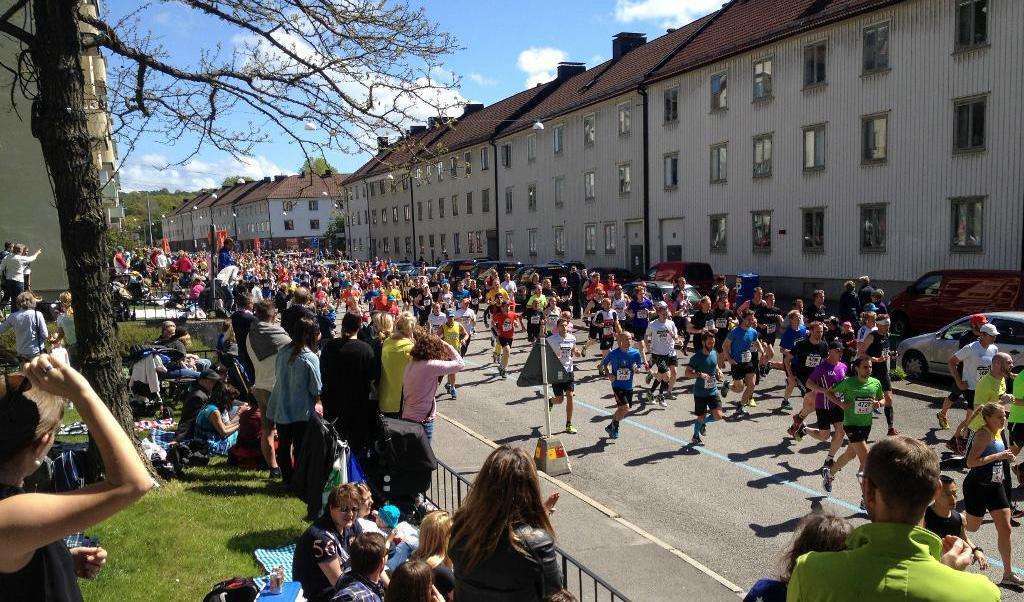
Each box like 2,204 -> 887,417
0,485 -> 83,602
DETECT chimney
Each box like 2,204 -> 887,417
409,125 -> 427,136
427,116 -> 442,130
376,136 -> 390,153
666,28 -> 677,33
274,174 -> 288,182
263,176 -> 271,183
461,103 -> 484,117
612,32 -> 647,60
556,62 -> 586,80
323,168 -> 333,177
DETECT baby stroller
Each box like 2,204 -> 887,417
360,416 -> 438,516
127,344 -> 182,420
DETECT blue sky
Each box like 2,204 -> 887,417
115,0 -> 719,191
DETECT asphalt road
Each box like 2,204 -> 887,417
435,328 -> 1024,599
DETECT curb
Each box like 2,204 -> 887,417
438,412 -> 746,597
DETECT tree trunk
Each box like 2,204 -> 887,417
30,0 -> 154,479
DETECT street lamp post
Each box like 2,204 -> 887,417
145,192 -> 154,246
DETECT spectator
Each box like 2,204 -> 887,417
173,368 -> 222,442
379,313 -> 415,419
744,513 -> 851,602
267,316 -> 321,485
786,436 -> 999,601
401,332 -> 463,442
294,484 -> 364,602
216,320 -> 236,355
838,280 -> 860,326
856,276 -> 874,307
0,354 -> 151,600
320,313 -> 379,455
0,292 -> 48,361
281,287 -> 316,338
315,298 -> 337,343
0,245 -> 41,312
333,533 -> 388,602
247,300 -> 289,477
230,293 -> 256,380
193,381 -> 242,449
54,292 -> 78,368
154,321 -> 213,377
217,237 -> 235,271
385,560 -> 443,602
450,445 -> 561,601
112,246 -> 129,275
412,510 -> 453,570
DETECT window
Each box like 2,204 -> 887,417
474,232 -> 482,253
554,177 -> 565,207
505,231 -> 514,257
664,153 -> 679,189
427,199 -> 433,219
284,219 -> 295,231
403,205 -> 410,221
554,226 -> 565,255
585,224 -> 596,254
527,134 -> 537,162
451,194 -> 458,216
480,147 -> 490,170
803,42 -> 827,87
464,151 -> 472,176
454,232 -> 460,255
436,161 -> 445,182
379,181 -> 386,195
418,235 -> 424,252
501,144 -> 512,167
863,23 -> 890,73
860,204 -> 887,252
753,58 -> 773,100
482,188 -> 490,213
466,192 -> 473,214
603,223 -> 617,253
583,113 -> 596,146
862,114 -> 888,163
951,197 -> 984,250
802,207 -> 825,252
954,96 -> 986,152
369,184 -> 375,197
448,157 -> 457,178
710,214 -> 727,252
664,86 -> 679,123
803,124 -> 826,170
711,72 -> 728,110
553,125 -> 564,154
308,200 -> 319,211
584,171 -> 596,200
617,103 -> 631,135
710,143 -> 728,183
382,208 -> 388,223
752,211 -> 772,252
393,206 -> 399,222
527,184 -> 537,211
383,238 -> 390,253
618,163 -> 631,195
528,229 -> 538,256
753,134 -> 773,177
438,197 -> 445,219
405,237 -> 412,254
440,234 -> 447,254
417,201 -> 423,221
402,175 -> 409,190
429,234 -> 435,250
505,186 -> 513,214
956,0 -> 989,49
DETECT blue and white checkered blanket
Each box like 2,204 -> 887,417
255,544 -> 296,582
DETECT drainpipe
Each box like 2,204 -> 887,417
409,174 -> 417,263
638,85 -> 651,273
489,139 -> 500,260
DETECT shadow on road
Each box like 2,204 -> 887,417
624,446 -> 700,466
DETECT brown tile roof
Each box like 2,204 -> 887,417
195,185 -> 233,210
648,0 -> 903,82
265,173 -> 350,199
233,178 -> 284,207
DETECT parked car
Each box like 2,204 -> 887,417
897,311 -> 1024,379
645,262 -> 715,296
589,267 -> 639,285
470,260 -> 524,284
888,270 -> 1024,337
437,258 -> 479,280
622,281 -> 700,306
512,264 -> 576,305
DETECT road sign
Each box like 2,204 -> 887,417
311,237 -> 320,248
516,340 -> 573,387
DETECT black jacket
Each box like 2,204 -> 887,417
319,336 -> 379,454
451,526 -> 562,602
293,413 -> 344,520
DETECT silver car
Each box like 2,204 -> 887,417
896,311 -> 1024,379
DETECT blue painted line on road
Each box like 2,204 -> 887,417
461,356 -> 1022,575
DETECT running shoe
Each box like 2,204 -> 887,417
701,423 -> 707,436
780,399 -> 792,411
565,423 -> 578,435
645,371 -> 654,385
1000,574 -> 1024,588
873,407 -> 882,415
821,465 -> 833,493
666,392 -> 677,400
499,366 -> 507,379
604,423 -> 616,439
1013,507 -> 1024,520
720,382 -> 730,399
747,398 -> 758,408
795,424 -> 807,442
656,394 -> 666,407
731,406 -> 748,420
886,427 -> 900,437
451,386 -> 458,400
936,412 -> 949,430
691,434 -> 703,446
786,423 -> 800,439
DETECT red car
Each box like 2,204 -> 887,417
889,270 -> 1024,336
645,262 -> 714,297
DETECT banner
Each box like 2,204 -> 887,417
160,238 -> 170,254
254,238 -> 261,254
215,228 -> 229,251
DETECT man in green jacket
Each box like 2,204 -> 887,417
788,436 -> 999,601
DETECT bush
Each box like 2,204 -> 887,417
1,321 -> 203,365
891,366 -> 907,382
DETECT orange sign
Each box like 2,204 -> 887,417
161,238 -> 170,254
215,228 -> 229,250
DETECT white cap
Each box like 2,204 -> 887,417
980,323 -> 1000,336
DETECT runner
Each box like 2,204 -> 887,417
858,316 -> 898,436
723,309 -> 764,417
777,310 -> 807,409
667,276 -> 691,356
785,321 -> 829,441
937,313 -> 987,430
626,284 -> 655,359
453,298 -> 476,356
821,356 -> 885,504
547,318 -> 579,434
685,332 -> 726,446
601,331 -> 644,439
687,296 -> 714,355
592,297 -> 620,375
427,301 -> 447,333
710,294 -> 734,369
801,341 -> 848,492
489,299 -> 518,379
523,284 -> 547,344
947,323 -> 999,453
753,292 -> 783,377
581,285 -> 610,357
441,311 -> 469,399
644,302 -> 679,406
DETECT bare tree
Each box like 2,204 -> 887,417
0,0 -> 460,475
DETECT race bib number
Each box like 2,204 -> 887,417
616,368 -> 631,382
978,365 -> 991,378
805,355 -> 821,368
559,343 -> 573,362
503,319 -> 514,332
658,330 -> 672,341
740,350 -> 752,363
423,298 -> 431,306
766,324 -> 776,334
702,374 -> 715,390
530,315 -> 541,324
855,397 -> 873,415
603,326 -> 614,336
715,318 -> 727,328
637,310 -> 648,319
993,464 -> 1005,484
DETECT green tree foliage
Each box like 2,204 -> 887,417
299,157 -> 338,176
222,175 -> 246,186
119,189 -> 201,241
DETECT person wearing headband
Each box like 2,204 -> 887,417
0,354 -> 152,600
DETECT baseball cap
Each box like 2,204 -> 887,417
446,310 -> 455,317
876,317 -> 890,325
980,323 -> 1000,336
378,504 -> 401,529
863,303 -> 879,312
827,340 -> 844,352
969,314 -> 988,326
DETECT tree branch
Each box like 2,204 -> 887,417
0,18 -> 34,47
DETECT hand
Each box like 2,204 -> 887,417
974,549 -> 989,570
70,546 -> 107,580
543,492 -> 560,514
314,402 -> 324,416
999,450 -> 1017,462
22,354 -> 91,402
940,535 -> 973,571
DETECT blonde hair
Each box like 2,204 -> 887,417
412,510 -> 453,569
58,291 -> 73,316
373,312 -> 394,341
391,312 -> 416,340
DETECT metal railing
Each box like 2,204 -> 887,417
427,459 -> 632,602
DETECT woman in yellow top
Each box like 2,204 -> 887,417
441,312 -> 469,399
964,352 -> 1014,434
379,312 -> 416,418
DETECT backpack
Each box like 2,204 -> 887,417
202,577 -> 259,602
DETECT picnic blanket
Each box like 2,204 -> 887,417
254,544 -> 296,583
149,428 -> 177,450
135,418 -> 176,432
148,428 -> 234,456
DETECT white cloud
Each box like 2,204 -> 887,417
614,0 -> 720,28
516,47 -> 567,88
589,54 -> 606,66
118,153 -> 291,192
467,72 -> 498,86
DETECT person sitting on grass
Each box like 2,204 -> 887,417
333,533 -> 388,602
193,381 -> 243,455
0,354 -> 152,601
294,483 -> 364,602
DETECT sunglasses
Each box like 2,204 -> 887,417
334,506 -> 361,514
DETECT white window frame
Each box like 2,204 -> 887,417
466,191 -> 473,214
803,41 -> 827,87
664,85 -> 679,123
711,71 -> 728,110
618,163 -> 631,195
859,203 -> 887,252
553,125 -> 564,154
527,133 -> 537,162
752,57 -> 773,100
710,214 -> 727,253
451,194 -> 459,216
505,231 -> 514,257
501,144 -> 512,168
505,186 -> 513,214
583,113 -> 596,147
753,133 -> 773,177
528,229 -> 538,256
955,0 -> 989,49
554,226 -> 565,255
480,147 -> 490,170
584,171 -> 596,200
617,102 -> 631,136
752,211 -> 772,253
803,124 -> 826,171
861,113 -> 888,164
802,207 -> 826,252
862,22 -> 890,74
710,143 -> 728,183
954,95 -> 987,153
603,222 -> 617,254
584,223 -> 596,254
663,153 -> 679,189
950,196 -> 984,251
553,176 -> 565,207
464,151 -> 472,176
527,183 -> 538,211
